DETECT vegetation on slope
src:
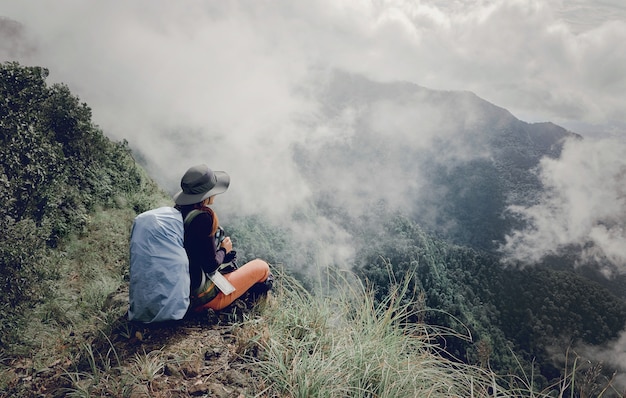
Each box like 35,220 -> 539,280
0,61 -> 163,348
354,212 -> 626,392
1,61 -> 624,397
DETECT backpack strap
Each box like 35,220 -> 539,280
183,209 -> 203,229
185,210 -> 224,250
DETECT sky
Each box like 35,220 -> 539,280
2,0 -> 626,136
1,0 -> 626,271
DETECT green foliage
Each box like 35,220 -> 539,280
355,214 -> 520,373
0,61 -> 144,348
249,270 -> 554,397
494,267 -> 626,376
421,158 -> 513,250
354,213 -> 626,390
0,217 -> 58,346
227,214 -> 290,265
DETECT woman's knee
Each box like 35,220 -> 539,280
246,258 -> 270,281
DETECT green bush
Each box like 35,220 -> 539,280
0,61 -> 144,347
0,217 -> 57,346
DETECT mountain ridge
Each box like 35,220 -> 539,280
295,70 -> 580,251
2,62 -> 624,396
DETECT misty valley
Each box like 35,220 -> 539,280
229,70 -> 626,390
2,62 -> 626,395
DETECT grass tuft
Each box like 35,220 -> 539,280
241,268 -> 559,397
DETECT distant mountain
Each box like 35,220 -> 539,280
295,70 -> 580,250
3,62 -> 622,396
296,72 -> 626,387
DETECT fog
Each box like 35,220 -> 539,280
503,137 -> 626,274
576,329 -> 626,391
1,0 -> 626,271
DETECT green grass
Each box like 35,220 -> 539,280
240,269 -> 565,398
1,185 -> 620,397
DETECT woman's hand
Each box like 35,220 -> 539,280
220,236 -> 233,253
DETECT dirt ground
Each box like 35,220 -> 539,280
2,288 -> 270,398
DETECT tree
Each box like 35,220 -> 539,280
0,62 -> 142,346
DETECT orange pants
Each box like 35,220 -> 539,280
200,259 -> 270,311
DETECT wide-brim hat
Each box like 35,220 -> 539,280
173,164 -> 230,205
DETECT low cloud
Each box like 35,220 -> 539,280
3,1 -> 626,136
2,0 -> 626,271
575,330 -> 626,392
501,137 -> 626,273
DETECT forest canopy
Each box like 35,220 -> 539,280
2,61 -> 626,393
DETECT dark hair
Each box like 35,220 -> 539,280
176,203 -> 220,236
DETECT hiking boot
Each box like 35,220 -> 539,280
246,273 -> 274,303
262,273 -> 274,291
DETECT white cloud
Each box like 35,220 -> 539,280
576,329 -> 626,391
3,0 -> 626,138
2,0 -> 626,270
501,137 -> 626,272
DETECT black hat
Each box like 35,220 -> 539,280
173,164 -> 230,205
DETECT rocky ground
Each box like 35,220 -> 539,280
2,288 -> 270,398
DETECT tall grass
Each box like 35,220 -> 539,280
2,186 -> 619,396
242,268 -> 558,398
0,205 -> 135,366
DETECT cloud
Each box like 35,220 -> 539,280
501,137 -> 626,273
575,329 -> 626,391
3,1 -> 626,134
2,0 -> 626,271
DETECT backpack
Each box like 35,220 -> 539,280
128,207 -> 199,323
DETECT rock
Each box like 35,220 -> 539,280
103,284 -> 129,312
188,381 -> 232,397
204,347 -> 223,360
164,364 -> 181,377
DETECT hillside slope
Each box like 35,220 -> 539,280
297,70 -> 580,250
2,62 -> 623,396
